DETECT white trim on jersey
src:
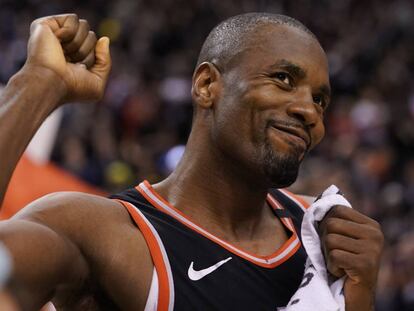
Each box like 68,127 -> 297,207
124,201 -> 175,311
139,182 -> 300,266
144,269 -> 159,311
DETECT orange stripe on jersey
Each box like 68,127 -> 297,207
135,181 -> 192,221
136,181 -> 302,269
266,194 -> 296,233
115,199 -> 174,311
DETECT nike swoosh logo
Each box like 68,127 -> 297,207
188,257 -> 232,281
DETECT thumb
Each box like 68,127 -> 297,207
90,36 -> 111,82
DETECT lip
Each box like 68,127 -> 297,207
269,124 -> 311,149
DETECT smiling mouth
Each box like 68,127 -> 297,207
269,123 -> 311,149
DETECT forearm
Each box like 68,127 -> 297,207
0,67 -> 65,205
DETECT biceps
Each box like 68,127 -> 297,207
0,219 -> 88,309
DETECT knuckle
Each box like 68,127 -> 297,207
58,13 -> 79,27
81,33 -> 96,53
79,19 -> 90,31
371,219 -> 382,230
332,205 -> 345,214
375,227 -> 384,241
30,21 -> 37,33
30,19 -> 38,28
335,205 -> 352,217
30,18 -> 45,31
73,33 -> 96,59
363,236 -> 383,258
67,13 -> 79,21
325,206 -> 347,221
369,223 -> 384,244
65,14 -> 79,31
62,40 -> 78,53
324,234 -> 338,249
328,249 -> 341,263
89,31 -> 97,40
324,218 -> 338,233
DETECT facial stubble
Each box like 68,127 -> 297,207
262,136 -> 304,188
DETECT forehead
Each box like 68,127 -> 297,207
235,24 -> 329,82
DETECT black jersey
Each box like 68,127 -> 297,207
111,181 -> 310,311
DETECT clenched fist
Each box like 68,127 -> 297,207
319,206 -> 384,311
24,14 -> 111,103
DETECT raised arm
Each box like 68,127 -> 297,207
0,14 -> 111,204
0,13 -> 112,309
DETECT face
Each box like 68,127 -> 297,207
197,24 -> 330,188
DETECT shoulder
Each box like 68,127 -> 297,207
12,191 -> 140,248
14,191 -> 130,226
7,192 -> 154,307
13,190 -> 153,267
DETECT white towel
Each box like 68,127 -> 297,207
278,185 -> 352,311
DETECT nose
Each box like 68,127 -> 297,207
286,88 -> 319,128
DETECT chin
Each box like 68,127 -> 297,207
267,169 -> 299,188
265,160 -> 300,188
262,142 -> 303,188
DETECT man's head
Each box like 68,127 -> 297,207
191,13 -> 330,188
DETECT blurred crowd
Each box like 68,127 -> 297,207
1,0 -> 414,309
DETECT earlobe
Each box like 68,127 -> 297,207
191,62 -> 221,109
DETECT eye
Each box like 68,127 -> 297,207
273,72 -> 292,86
312,94 -> 326,108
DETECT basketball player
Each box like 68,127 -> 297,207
0,13 -> 383,310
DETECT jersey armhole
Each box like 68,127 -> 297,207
113,199 -> 174,311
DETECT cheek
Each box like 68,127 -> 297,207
245,84 -> 288,110
311,121 -> 325,148
215,88 -> 257,137
215,105 -> 255,148
211,95 -> 262,163
212,79 -> 271,156
212,95 -> 245,146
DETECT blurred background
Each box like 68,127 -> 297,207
0,0 -> 413,310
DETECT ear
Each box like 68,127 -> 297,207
191,62 -> 221,109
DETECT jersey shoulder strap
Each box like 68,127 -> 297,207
109,187 -> 152,210
268,188 -> 311,235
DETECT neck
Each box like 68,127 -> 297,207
153,130 -> 274,240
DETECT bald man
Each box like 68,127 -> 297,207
0,13 -> 383,310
